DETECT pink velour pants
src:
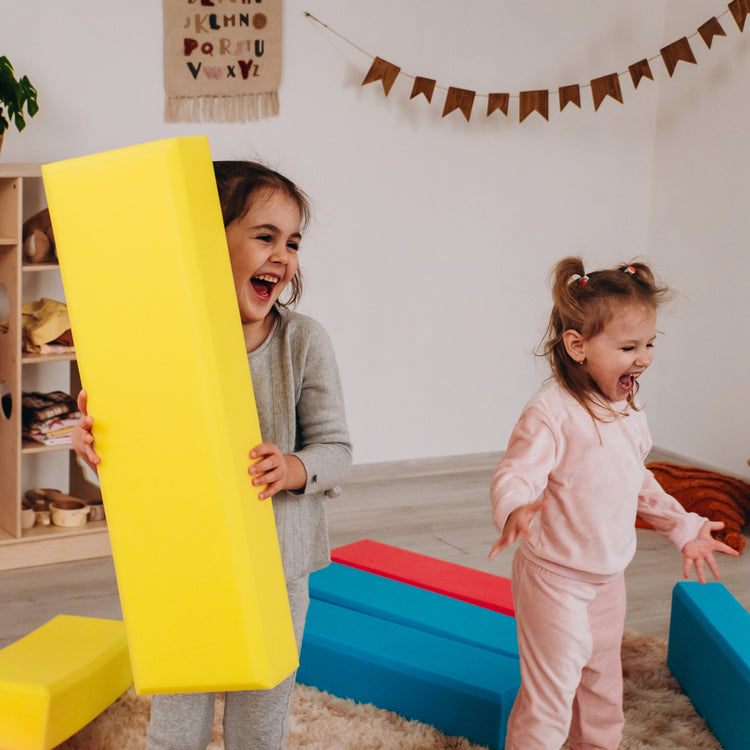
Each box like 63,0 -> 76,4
505,551 -> 626,750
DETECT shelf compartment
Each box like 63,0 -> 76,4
21,352 -> 77,364
0,522 -> 111,572
22,439 -> 73,455
22,262 -> 60,272
0,166 -> 102,569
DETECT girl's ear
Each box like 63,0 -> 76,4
562,329 -> 585,364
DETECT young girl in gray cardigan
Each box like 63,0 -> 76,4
73,161 -> 352,749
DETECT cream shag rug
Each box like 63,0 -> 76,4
58,631 -> 720,749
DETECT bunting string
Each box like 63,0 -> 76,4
304,2 -> 749,123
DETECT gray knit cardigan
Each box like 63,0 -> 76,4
247,308 -> 352,582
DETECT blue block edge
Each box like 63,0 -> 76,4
669,582 -> 750,680
310,563 -> 518,660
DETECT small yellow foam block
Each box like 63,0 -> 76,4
42,137 -> 298,693
0,615 -> 132,750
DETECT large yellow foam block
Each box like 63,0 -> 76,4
42,137 -> 298,694
0,615 -> 131,750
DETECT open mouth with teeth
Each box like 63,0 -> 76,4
250,274 -> 279,299
618,373 -> 639,393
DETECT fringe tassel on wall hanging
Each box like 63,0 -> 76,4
165,93 -> 280,124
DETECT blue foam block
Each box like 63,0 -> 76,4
298,598 -> 520,750
667,582 -> 750,750
309,563 -> 518,659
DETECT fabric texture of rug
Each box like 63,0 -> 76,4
57,630 -> 719,749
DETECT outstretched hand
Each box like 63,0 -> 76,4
682,520 -> 740,584
488,498 -> 547,560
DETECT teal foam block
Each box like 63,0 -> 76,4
309,563 -> 518,659
667,582 -> 750,750
298,599 -> 520,750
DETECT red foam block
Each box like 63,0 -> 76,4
331,540 -> 514,617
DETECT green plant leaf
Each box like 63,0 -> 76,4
0,57 -> 38,134
20,76 -> 37,99
0,56 -> 14,75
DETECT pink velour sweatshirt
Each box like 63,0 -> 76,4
491,382 -> 705,581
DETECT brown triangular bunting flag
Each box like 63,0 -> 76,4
362,57 -> 401,96
442,87 -> 475,121
729,0 -> 750,31
660,38 -> 697,77
519,90 -> 549,122
628,59 -> 654,89
698,17 -> 726,48
559,85 -> 581,111
591,74 -> 623,110
410,76 -> 436,102
487,93 -> 510,117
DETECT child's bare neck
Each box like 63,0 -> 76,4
243,314 -> 275,352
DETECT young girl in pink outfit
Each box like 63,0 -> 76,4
489,256 -> 738,750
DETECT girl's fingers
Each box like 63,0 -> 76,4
694,558 -> 706,585
488,539 -> 506,560
250,443 -> 280,460
488,528 -> 517,560
258,478 -> 283,500
705,552 -> 720,581
249,458 -> 281,478
714,540 -> 740,557
77,389 -> 88,414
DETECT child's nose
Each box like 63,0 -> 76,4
270,242 -> 289,262
635,349 -> 653,367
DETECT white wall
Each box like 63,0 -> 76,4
3,1 -> 746,475
646,0 -> 750,477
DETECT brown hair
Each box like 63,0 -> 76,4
539,256 -> 671,421
213,160 -> 311,309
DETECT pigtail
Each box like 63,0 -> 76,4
538,256 -> 603,422
549,256 -> 586,319
615,262 -> 671,308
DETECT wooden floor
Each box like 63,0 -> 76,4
1,450 -> 749,650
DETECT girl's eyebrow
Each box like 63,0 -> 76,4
252,223 -> 302,240
618,335 -> 657,345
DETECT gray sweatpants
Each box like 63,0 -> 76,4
145,575 -> 309,750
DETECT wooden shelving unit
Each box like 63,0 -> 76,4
0,163 -> 111,570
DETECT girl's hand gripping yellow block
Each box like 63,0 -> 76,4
42,137 -> 298,694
